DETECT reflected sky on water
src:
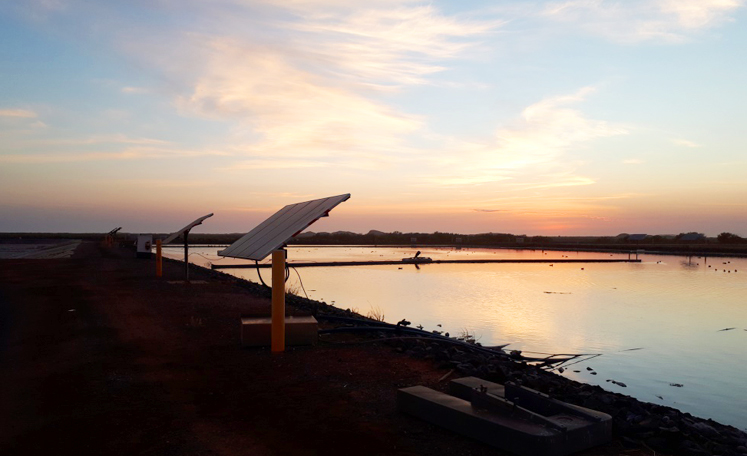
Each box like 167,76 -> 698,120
164,246 -> 747,430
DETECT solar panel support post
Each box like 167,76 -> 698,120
156,239 -> 162,277
271,248 -> 286,353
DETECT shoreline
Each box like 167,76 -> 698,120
184,247 -> 747,452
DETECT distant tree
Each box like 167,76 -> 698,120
717,232 -> 744,244
675,232 -> 704,241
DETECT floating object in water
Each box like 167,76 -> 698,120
718,327 -> 736,331
669,383 -> 684,388
656,395 -> 664,400
402,250 -> 433,263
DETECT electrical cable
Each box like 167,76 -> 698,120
188,252 -> 228,262
291,266 -> 309,299
256,260 -> 268,287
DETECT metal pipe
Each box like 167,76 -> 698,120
184,230 -> 190,282
212,258 -> 641,269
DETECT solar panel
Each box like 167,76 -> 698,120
219,194 -> 350,261
163,213 -> 214,244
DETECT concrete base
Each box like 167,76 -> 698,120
398,377 -> 612,456
241,315 -> 318,347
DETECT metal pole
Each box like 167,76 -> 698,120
184,230 -> 190,282
156,239 -> 162,277
271,249 -> 286,353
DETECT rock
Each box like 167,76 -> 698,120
691,421 -> 721,438
679,440 -> 709,456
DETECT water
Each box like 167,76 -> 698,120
164,245 -> 747,430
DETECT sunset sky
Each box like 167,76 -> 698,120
2,0 -> 746,235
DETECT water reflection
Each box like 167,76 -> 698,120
164,245 -> 747,430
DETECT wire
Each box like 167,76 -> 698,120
291,266 -> 309,299
188,252 -> 228,262
256,260 -> 268,287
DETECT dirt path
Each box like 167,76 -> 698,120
0,242 -> 648,456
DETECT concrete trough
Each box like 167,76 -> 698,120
398,377 -> 612,456
240,315 -> 318,347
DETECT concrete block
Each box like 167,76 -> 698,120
399,380 -> 612,456
240,315 -> 318,347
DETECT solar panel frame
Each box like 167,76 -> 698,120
162,213 -> 214,244
219,194 -> 350,261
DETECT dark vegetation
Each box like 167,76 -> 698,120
4,230 -> 747,256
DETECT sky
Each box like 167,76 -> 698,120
1,0 -> 747,236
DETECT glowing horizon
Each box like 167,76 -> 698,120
2,1 -> 747,236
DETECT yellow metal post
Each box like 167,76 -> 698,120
271,249 -> 286,352
156,239 -> 163,277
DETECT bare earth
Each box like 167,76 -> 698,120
0,241 -> 651,456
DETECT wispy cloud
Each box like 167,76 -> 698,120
0,109 -> 37,118
419,87 -> 626,187
121,86 -> 148,94
672,138 -> 701,148
286,5 -> 500,87
0,146 -> 227,164
541,0 -> 743,43
106,1 -> 500,173
11,134 -> 171,147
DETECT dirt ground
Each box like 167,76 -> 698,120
0,241 -> 653,456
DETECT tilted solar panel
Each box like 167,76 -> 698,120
219,194 -> 350,261
162,213 -> 214,244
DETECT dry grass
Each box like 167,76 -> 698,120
366,305 -> 386,322
457,328 -> 479,344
